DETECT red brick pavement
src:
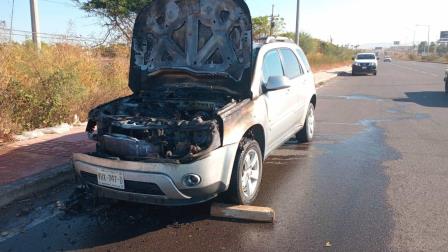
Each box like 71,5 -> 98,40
0,126 -> 95,186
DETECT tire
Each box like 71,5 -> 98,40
445,81 -> 448,95
297,103 -> 315,143
225,139 -> 263,205
374,71 -> 377,76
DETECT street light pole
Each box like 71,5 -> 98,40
29,0 -> 41,51
295,0 -> 300,45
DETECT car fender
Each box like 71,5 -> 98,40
218,97 -> 269,154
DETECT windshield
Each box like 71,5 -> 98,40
357,54 -> 376,60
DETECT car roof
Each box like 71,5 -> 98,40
258,42 -> 301,51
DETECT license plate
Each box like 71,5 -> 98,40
362,66 -> 367,70
97,168 -> 125,190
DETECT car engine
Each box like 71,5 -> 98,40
87,92 -> 234,163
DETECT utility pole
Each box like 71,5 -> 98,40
9,0 -> 15,42
29,0 -> 41,51
295,0 -> 300,45
413,30 -> 416,52
427,26 -> 430,54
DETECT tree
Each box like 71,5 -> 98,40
279,32 -> 295,40
418,41 -> 428,55
73,0 -> 152,44
437,44 -> 448,56
271,17 -> 285,36
252,15 -> 286,39
252,16 -> 270,39
429,42 -> 436,54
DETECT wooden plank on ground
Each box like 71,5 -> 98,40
210,203 -> 275,223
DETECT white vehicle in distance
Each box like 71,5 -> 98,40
352,53 -> 378,76
384,56 -> 392,63
73,0 -> 317,206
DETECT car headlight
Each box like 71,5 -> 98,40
370,62 -> 377,66
353,62 -> 361,66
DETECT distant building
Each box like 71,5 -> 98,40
438,31 -> 448,46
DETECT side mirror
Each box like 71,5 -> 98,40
352,57 -> 355,61
265,76 -> 290,92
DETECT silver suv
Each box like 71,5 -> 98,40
73,0 -> 317,206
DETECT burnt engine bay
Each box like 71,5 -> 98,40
86,89 -> 236,163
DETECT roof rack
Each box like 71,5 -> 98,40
254,36 -> 294,44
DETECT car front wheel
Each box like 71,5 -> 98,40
226,139 -> 263,205
297,103 -> 315,143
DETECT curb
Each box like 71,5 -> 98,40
314,66 -> 351,87
0,162 -> 75,208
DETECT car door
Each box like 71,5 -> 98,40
295,47 -> 315,123
262,50 -> 298,149
278,48 -> 307,128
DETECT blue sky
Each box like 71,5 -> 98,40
1,0 -> 447,46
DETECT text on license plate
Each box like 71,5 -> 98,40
97,168 -> 125,190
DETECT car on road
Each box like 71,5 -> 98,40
384,56 -> 392,62
73,0 -> 317,206
352,53 -> 378,76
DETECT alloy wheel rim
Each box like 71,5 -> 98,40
308,107 -> 315,138
241,149 -> 260,198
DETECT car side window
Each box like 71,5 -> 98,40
279,48 -> 304,79
295,48 -> 312,73
262,50 -> 284,84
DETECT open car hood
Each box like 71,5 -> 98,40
129,0 -> 253,97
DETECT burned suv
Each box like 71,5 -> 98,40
73,0 -> 317,206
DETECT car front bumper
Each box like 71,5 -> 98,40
352,65 -> 377,74
73,143 -> 239,206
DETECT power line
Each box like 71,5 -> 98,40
39,0 -> 76,8
0,27 -> 103,43
0,31 -> 102,44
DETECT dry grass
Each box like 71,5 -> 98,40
0,42 -> 131,140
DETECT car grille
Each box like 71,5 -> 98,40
360,63 -> 370,67
80,171 -> 165,196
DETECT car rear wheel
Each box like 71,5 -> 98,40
297,103 -> 315,143
226,139 -> 263,205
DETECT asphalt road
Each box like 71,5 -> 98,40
1,60 -> 447,252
